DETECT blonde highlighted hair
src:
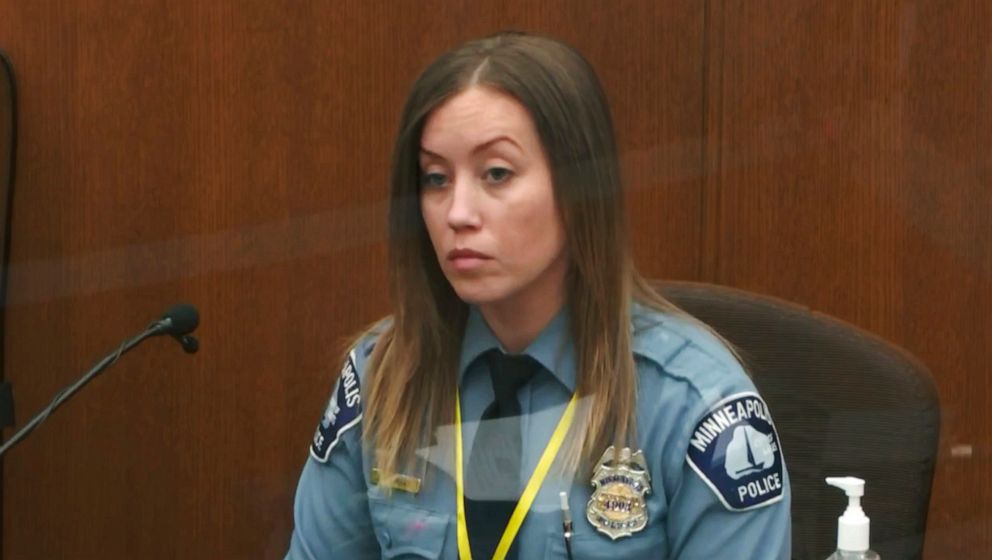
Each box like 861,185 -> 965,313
361,32 -> 691,477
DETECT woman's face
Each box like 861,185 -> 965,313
419,86 -> 568,316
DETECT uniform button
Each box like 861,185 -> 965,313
381,529 -> 391,548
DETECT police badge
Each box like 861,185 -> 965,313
586,446 -> 652,540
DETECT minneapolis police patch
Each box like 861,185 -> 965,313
686,392 -> 784,511
310,351 -> 362,463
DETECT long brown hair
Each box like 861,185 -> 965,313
363,31 -> 685,477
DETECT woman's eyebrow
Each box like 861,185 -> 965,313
420,135 -> 524,160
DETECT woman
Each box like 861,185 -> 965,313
288,31 -> 790,559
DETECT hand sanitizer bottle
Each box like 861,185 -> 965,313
825,477 -> 880,559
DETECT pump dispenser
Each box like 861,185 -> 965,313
825,477 -> 880,560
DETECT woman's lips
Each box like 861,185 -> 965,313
447,249 -> 491,272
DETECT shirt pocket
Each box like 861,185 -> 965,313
368,497 -> 451,559
545,525 -> 668,560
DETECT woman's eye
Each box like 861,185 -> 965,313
420,172 -> 448,188
485,167 -> 513,185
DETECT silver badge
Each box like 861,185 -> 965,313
586,446 -> 652,540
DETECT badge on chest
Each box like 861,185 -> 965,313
586,446 -> 652,540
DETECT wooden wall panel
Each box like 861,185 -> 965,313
706,1 -> 991,558
0,1 -> 704,558
8,0 -> 988,557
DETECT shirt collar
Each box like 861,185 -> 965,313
458,305 -> 577,392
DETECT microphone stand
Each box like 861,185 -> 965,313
0,325 -> 184,458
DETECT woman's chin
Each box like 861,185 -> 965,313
452,291 -> 496,307
449,283 -> 508,308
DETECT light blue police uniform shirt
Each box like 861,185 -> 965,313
288,304 -> 792,559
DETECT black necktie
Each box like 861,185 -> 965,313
464,350 -> 541,560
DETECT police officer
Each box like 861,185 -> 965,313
287,31 -> 790,559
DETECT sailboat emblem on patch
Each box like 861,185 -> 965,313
586,446 -> 652,540
686,392 -> 784,511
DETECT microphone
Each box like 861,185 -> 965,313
148,304 -> 200,354
0,304 -> 201,458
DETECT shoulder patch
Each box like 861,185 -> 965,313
686,392 -> 784,511
310,351 -> 363,463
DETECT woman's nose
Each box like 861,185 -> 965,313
445,177 -> 482,230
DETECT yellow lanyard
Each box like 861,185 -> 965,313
455,390 -> 578,560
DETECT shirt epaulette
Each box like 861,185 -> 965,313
632,305 -> 754,405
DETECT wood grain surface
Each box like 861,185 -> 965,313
705,2 -> 991,558
0,1 -> 988,558
0,1 -> 704,558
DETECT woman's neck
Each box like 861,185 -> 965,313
479,292 -> 564,353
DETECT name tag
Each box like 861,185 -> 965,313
371,468 -> 422,494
